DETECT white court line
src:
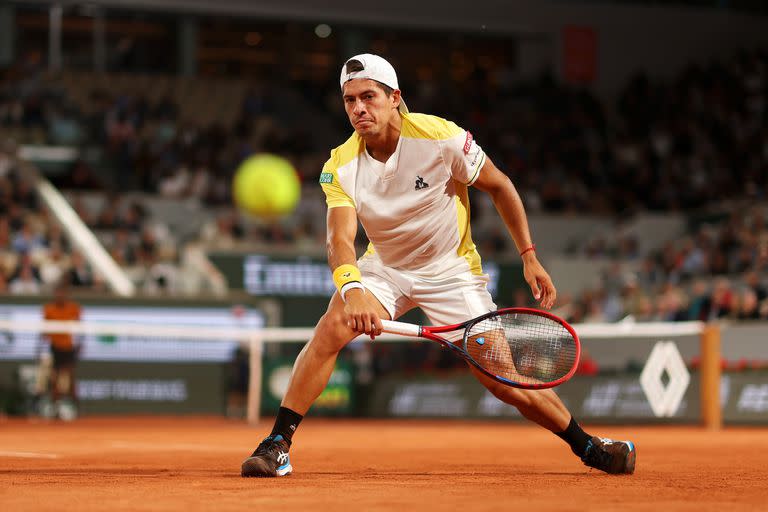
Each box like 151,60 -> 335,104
110,442 -> 239,452
0,451 -> 59,459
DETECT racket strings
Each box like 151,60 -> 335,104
465,313 -> 577,385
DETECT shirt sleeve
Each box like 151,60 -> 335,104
441,126 -> 487,186
319,161 -> 355,209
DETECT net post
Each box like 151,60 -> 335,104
246,332 -> 263,426
700,322 -> 722,431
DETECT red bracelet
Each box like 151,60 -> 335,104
519,244 -> 536,257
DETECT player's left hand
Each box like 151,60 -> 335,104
522,255 -> 557,309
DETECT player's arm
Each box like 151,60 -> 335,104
472,156 -> 557,309
326,206 -> 383,336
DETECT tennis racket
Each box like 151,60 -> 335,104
380,307 -> 580,389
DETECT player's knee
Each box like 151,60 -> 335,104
312,310 -> 356,354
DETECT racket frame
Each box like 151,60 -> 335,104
381,307 -> 581,390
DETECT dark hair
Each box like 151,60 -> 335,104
344,59 -> 394,97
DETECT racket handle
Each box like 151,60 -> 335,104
380,319 -> 421,338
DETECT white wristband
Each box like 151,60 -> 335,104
340,281 -> 365,302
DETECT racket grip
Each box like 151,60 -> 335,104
380,319 -> 421,338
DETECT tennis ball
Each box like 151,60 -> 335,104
232,154 -> 300,217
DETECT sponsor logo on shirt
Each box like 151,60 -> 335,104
319,172 -> 334,184
463,131 -> 473,155
469,146 -> 482,168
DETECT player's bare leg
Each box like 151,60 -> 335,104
281,292 -> 388,415
54,365 -> 78,420
50,368 -> 61,404
470,367 -> 635,474
465,327 -> 571,431
67,366 -> 78,404
242,292 -> 389,477
470,367 -> 570,431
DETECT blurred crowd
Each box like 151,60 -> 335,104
0,160 -> 105,294
0,48 -> 766,316
0,150 -> 226,296
558,269 -> 768,324
552,204 -> 768,323
2,48 -> 766,213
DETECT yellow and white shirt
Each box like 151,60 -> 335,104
320,112 -> 487,274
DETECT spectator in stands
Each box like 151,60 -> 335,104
200,210 -> 246,249
583,289 -> 607,323
12,221 -> 45,254
687,280 -> 712,321
9,254 -> 41,294
143,256 -> 178,296
95,199 -> 123,230
620,275 -> 647,319
121,202 -> 145,233
0,181 -> 12,211
56,159 -> 102,190
745,271 -> 767,302
137,228 -> 158,264
656,285 -> 689,322
37,240 -> 68,288
760,299 -> 768,320
46,221 -> 68,252
6,202 -> 25,231
636,255 -> 665,290
111,228 -> 137,265
158,164 -> 191,198
0,216 -> 15,275
633,295 -> 656,322
12,177 -> 38,210
737,289 -> 761,320
679,237 -> 708,278
709,278 -> 734,319
67,251 -> 94,288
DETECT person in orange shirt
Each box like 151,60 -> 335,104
43,281 -> 82,410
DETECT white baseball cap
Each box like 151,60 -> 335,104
339,53 -> 409,113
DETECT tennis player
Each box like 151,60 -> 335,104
242,54 -> 635,477
42,281 -> 81,418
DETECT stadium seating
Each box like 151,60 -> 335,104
1,48 -> 766,320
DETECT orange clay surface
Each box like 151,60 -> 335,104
1,416 -> 766,511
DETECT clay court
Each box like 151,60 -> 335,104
1,417 -> 765,511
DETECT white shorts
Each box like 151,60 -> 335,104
357,252 -> 496,326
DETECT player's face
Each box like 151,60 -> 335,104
342,79 -> 399,136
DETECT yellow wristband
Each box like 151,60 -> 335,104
332,264 -> 362,292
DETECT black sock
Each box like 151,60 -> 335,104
555,416 -> 592,456
270,406 -> 303,445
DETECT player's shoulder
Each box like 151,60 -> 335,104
401,112 -> 464,141
323,132 -> 365,174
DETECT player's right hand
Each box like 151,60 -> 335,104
343,288 -> 383,338
522,255 -> 557,309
